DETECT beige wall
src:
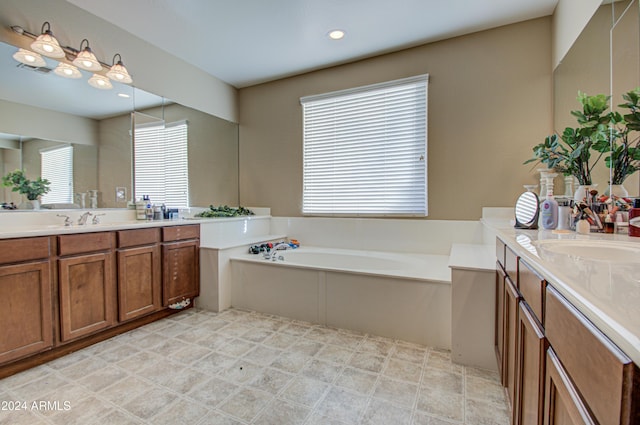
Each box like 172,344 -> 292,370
238,18 -> 552,220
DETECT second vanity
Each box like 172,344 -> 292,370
0,214 -> 201,378
493,226 -> 640,425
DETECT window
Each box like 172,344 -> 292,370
301,75 -> 428,216
41,145 -> 73,204
134,120 -> 189,208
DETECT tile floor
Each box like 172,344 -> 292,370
0,308 -> 510,425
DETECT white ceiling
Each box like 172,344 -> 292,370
67,0 -> 559,88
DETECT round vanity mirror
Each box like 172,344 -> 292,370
514,191 -> 540,229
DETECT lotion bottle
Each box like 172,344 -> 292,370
629,198 -> 640,237
540,177 -> 559,229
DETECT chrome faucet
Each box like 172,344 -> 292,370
265,242 -> 289,261
57,214 -> 72,226
92,213 -> 106,225
77,211 -> 92,225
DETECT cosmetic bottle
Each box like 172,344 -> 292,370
540,186 -> 558,230
629,199 -> 640,237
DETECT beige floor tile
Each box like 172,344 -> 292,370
412,410 -> 463,425
198,351 -> 238,375
155,366 -> 210,394
335,367 -> 379,395
262,332 -> 298,350
86,408 -> 144,425
358,338 -> 395,357
195,411 -> 245,425
466,366 -> 500,382
465,398 -> 510,425
116,351 -> 163,374
289,339 -> 324,356
270,350 -> 312,374
372,376 -> 418,408
362,397 -> 412,425
416,385 -> 464,422
77,365 -> 128,392
247,367 -> 295,394
0,409 -> 51,425
188,376 -> 239,407
328,332 -> 364,350
47,350 -> 91,370
219,360 -> 263,385
168,343 -> 212,365
280,376 -> 330,407
241,327 -> 274,343
218,387 -> 272,422
384,358 -> 423,383
392,345 -> 427,364
0,364 -> 53,389
48,395 -> 112,425
253,398 -> 310,425
122,387 -> 177,420
315,386 -> 368,424
215,338 -> 256,357
315,344 -> 354,364
98,375 -> 150,405
195,333 -> 235,351
10,373 -> 68,400
301,358 -> 342,383
305,412 -> 351,425
96,342 -> 141,362
349,352 -> 386,373
279,322 -> 312,337
421,368 -> 464,394
242,345 -> 282,366
149,397 -> 210,425
465,375 -> 506,405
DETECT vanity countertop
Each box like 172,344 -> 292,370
487,220 -> 640,365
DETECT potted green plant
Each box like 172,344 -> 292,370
597,89 -> 640,197
525,92 -> 610,199
2,170 -> 51,209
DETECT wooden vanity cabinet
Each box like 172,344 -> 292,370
57,232 -> 117,343
0,237 -> 53,363
162,224 -> 200,306
497,237 -> 640,425
117,228 -> 162,322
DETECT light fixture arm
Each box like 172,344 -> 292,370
41,21 -> 51,34
112,53 -> 122,65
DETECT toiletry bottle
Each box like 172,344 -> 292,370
629,199 -> 640,237
540,187 -> 559,230
557,199 -> 571,230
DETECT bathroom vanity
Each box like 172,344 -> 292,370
494,232 -> 640,425
0,222 -> 200,378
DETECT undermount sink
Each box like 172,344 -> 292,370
533,239 -> 640,263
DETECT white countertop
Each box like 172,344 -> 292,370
448,243 -> 495,272
487,221 -> 640,365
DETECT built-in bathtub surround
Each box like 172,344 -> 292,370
0,308 -> 510,425
232,247 -> 452,349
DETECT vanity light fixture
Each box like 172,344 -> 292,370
53,62 -> 82,79
328,29 -> 345,40
30,22 -> 65,58
72,39 -> 102,72
12,48 -> 46,67
106,54 -> 132,84
88,73 -> 112,90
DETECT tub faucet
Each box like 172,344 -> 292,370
77,211 -> 92,225
265,243 -> 289,260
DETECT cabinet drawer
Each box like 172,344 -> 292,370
58,232 -> 113,256
505,246 -> 518,281
0,237 -> 50,264
117,228 -> 160,248
519,260 -> 545,326
496,238 -> 506,269
162,224 -> 199,242
545,285 -> 635,425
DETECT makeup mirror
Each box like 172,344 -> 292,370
514,191 -> 540,229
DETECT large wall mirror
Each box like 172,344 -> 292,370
0,40 -> 239,209
553,0 -> 640,197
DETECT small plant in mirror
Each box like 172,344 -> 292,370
2,169 -> 51,201
598,88 -> 640,185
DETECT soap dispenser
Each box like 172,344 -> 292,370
540,175 -> 559,229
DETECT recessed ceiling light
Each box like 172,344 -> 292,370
118,93 -> 130,98
328,29 -> 345,40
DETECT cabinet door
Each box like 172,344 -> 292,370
162,239 -> 199,306
505,276 -> 520,408
495,266 -> 506,383
118,245 -> 161,322
0,261 -> 52,364
543,348 -> 595,425
59,252 -> 116,342
515,301 -> 547,425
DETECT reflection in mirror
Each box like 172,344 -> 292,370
554,1 -> 640,198
0,40 -> 239,209
514,191 -> 540,229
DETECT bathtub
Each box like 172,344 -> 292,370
230,247 -> 452,348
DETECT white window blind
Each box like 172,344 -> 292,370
41,145 -> 73,204
301,75 -> 428,216
134,120 -> 189,208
